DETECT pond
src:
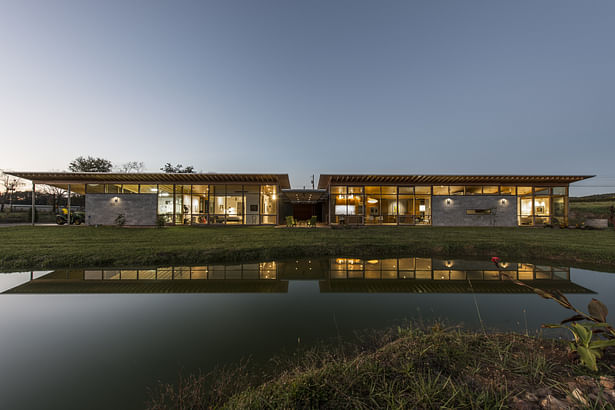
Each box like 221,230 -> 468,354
1,257 -> 614,410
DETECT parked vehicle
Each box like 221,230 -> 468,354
55,208 -> 85,225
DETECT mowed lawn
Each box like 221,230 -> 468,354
1,225 -> 615,271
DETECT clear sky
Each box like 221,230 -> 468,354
1,0 -> 613,194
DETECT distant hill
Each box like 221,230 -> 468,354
570,193 -> 615,203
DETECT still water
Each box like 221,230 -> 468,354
1,257 -> 614,410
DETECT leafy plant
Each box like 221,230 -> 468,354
156,215 -> 166,228
543,322 -> 615,371
115,213 -> 126,227
494,259 -> 615,371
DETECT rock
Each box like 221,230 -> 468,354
540,394 -> 571,409
524,392 -> 539,402
511,396 -> 535,410
571,388 -> 589,406
535,387 -> 551,396
600,376 -> 615,390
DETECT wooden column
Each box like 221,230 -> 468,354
67,184 -> 71,225
31,182 -> 36,226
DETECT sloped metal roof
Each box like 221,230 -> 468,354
317,174 -> 594,189
5,171 -> 291,189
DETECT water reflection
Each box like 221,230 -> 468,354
2,258 -> 594,294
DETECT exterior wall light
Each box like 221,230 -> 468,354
500,199 -> 507,205
445,260 -> 454,268
445,198 -> 452,205
112,197 -> 119,203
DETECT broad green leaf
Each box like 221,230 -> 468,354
589,339 -> 615,349
588,299 -> 608,322
571,323 -> 591,346
577,346 -> 598,371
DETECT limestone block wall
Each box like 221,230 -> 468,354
432,195 -> 517,227
86,194 -> 157,226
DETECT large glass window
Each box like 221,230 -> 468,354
244,185 -> 260,225
158,185 -> 173,223
261,185 -> 277,224
191,185 -> 209,224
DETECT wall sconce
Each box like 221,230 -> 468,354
500,262 -> 509,268
445,198 -> 452,205
445,260 -> 454,268
500,198 -> 507,205
112,197 -> 119,203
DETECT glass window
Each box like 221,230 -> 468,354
122,184 -> 139,194
381,186 -> 396,195
348,186 -> 363,193
500,186 -> 516,195
365,186 -> 380,195
482,186 -> 498,195
450,186 -> 464,195
517,186 -> 532,195
157,185 -> 174,223
140,185 -> 158,194
261,185 -> 277,224
465,186 -> 482,195
398,186 -> 413,194
552,187 -> 566,195
86,184 -> 105,194
534,197 -> 550,216
433,186 -> 448,195
534,187 -> 550,196
106,184 -> 122,194
415,186 -> 430,195
331,186 -> 346,194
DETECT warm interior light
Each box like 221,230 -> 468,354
367,259 -> 379,264
500,262 -> 510,268
367,198 -> 378,204
150,188 -> 158,192
419,204 -> 426,212
445,260 -> 454,268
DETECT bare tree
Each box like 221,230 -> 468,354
40,184 -> 66,214
0,173 -> 24,212
116,161 -> 145,173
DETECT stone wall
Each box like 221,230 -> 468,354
432,195 -> 517,227
86,194 -> 157,226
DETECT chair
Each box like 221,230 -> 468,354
286,216 -> 297,227
308,215 -> 317,227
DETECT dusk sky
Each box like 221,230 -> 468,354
1,1 -> 614,194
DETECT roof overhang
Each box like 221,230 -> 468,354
281,189 -> 327,203
5,172 -> 291,189
317,174 -> 594,189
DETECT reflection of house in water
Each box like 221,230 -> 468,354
3,258 -> 594,294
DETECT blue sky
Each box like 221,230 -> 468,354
1,1 -> 613,194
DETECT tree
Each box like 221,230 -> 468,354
0,173 -> 24,212
68,156 -> 113,172
40,184 -> 66,214
160,163 -> 196,173
116,161 -> 145,173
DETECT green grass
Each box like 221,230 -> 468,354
569,201 -> 614,223
146,325 -> 615,409
1,225 -> 615,271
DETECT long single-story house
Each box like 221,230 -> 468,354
6,172 -> 592,227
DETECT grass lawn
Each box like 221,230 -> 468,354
1,225 -> 615,271
147,325 -> 615,409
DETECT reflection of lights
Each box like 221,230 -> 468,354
161,192 -> 170,197
445,260 -> 454,268
367,198 -> 378,204
272,194 -> 277,200
150,188 -> 158,192
500,262 -> 509,268
367,259 -> 379,264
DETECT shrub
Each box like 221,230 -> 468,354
115,213 -> 126,227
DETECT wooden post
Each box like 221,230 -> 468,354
31,182 -> 35,226
67,184 -> 71,225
